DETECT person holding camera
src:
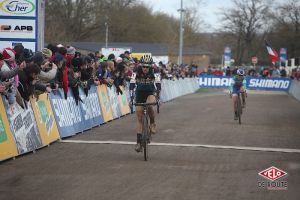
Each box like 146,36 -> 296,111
37,48 -> 58,84
17,62 -> 52,108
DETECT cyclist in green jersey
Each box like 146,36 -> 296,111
129,55 -> 161,152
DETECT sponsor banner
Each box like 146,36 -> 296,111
101,47 -> 131,58
2,97 -> 43,155
199,75 -> 232,88
0,0 -> 36,17
97,85 -> 113,122
131,53 -> 151,61
152,56 -> 169,64
0,40 -> 35,51
0,97 -> 18,161
78,85 -> 104,129
0,18 -> 36,39
49,88 -> 83,138
198,75 -> 291,91
30,94 -> 60,145
118,86 -> 130,115
224,46 -> 231,66
247,77 -> 291,91
124,83 -> 135,113
280,48 -> 287,63
106,86 -> 122,119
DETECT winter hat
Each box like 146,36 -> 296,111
53,53 -> 65,63
32,52 -> 44,66
66,46 -> 76,55
1,48 -> 16,62
41,48 -> 52,58
116,57 -> 123,63
23,48 -> 34,63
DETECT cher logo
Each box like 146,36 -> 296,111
0,0 -> 35,15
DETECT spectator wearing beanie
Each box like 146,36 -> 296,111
65,46 -> 76,67
0,48 -> 19,104
0,52 -> 25,97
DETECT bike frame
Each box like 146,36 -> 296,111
134,102 -> 157,161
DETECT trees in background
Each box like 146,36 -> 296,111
45,0 -> 300,65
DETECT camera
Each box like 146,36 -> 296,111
50,82 -> 56,89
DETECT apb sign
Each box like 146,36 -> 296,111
0,0 -> 37,51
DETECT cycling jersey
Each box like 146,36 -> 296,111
129,66 -> 161,92
229,75 -> 246,94
129,66 -> 161,103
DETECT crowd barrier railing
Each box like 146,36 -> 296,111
288,80 -> 300,102
0,78 -> 199,162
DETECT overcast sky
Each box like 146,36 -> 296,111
139,0 -> 234,31
139,0 -> 285,32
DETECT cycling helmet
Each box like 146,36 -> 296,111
237,68 -> 245,76
139,54 -> 153,66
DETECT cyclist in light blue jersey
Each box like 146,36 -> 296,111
229,68 -> 247,120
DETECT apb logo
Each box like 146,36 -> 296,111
258,166 -> 287,181
0,24 -> 33,32
0,0 -> 35,15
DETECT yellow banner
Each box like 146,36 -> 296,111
97,85 -> 113,122
131,53 -> 152,60
0,97 -> 18,161
30,94 -> 60,145
118,86 -> 130,115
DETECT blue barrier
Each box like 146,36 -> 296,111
49,86 -> 104,138
198,75 -> 292,92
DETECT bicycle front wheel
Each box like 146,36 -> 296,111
142,115 -> 149,161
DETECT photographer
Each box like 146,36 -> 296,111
37,49 -> 58,84
18,62 -> 51,108
79,56 -> 94,96
69,57 -> 82,105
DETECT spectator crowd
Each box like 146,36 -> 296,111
0,44 -> 198,108
201,65 -> 300,80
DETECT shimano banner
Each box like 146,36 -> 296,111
198,75 -> 291,91
198,76 -> 232,88
247,77 -> 291,91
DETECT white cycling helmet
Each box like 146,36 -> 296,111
237,68 -> 245,76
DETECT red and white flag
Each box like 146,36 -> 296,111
265,40 -> 278,65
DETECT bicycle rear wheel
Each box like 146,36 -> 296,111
237,95 -> 242,124
142,115 -> 149,161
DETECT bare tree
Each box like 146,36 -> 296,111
219,0 -> 271,65
271,0 -> 300,58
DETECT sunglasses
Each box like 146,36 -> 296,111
142,65 -> 150,68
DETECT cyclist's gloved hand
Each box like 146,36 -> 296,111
116,87 -> 123,95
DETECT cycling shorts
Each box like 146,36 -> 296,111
232,86 -> 245,96
135,91 -> 154,103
